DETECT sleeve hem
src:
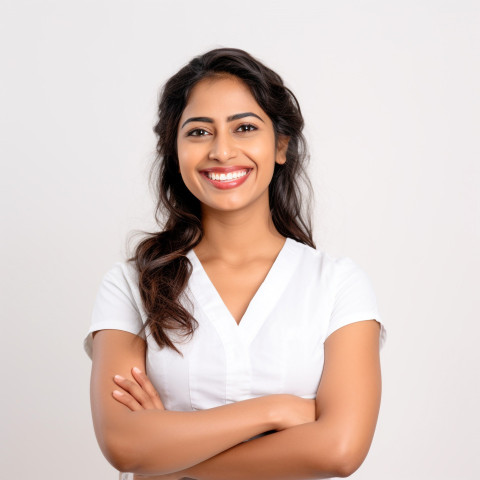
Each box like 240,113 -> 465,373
326,312 -> 387,350
83,322 -> 146,360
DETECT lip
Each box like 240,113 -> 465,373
201,168 -> 252,190
200,165 -> 252,174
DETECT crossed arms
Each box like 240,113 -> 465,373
90,320 -> 382,479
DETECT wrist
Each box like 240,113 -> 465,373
265,394 -> 288,431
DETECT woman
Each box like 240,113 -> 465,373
85,48 -> 386,479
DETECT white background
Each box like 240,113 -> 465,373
1,1 -> 479,478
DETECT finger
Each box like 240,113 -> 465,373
113,375 -> 155,409
132,367 -> 165,410
112,389 -> 143,412
113,375 -> 156,409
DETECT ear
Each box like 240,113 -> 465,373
275,135 -> 289,165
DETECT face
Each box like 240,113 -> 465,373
176,75 -> 288,214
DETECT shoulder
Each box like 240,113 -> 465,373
291,240 -> 380,308
84,260 -> 147,359
97,260 -> 144,315
288,238 -> 386,347
102,260 -> 139,286
288,238 -> 362,282
93,261 -> 140,305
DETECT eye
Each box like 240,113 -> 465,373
236,124 -> 257,133
187,128 -> 210,137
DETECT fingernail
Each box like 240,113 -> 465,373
114,374 -> 124,381
133,367 -> 141,374
113,390 -> 123,396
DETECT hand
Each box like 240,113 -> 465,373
112,367 -> 165,411
271,394 -> 317,431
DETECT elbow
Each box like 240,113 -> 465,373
99,433 -> 139,473
99,430 -> 171,475
332,460 -> 361,478
310,432 -> 368,478
97,426 -> 152,474
328,440 -> 368,478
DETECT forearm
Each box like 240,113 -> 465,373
104,396 -> 277,475
180,419 -> 345,480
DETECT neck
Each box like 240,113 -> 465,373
196,194 -> 286,264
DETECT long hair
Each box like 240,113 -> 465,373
129,48 -> 315,354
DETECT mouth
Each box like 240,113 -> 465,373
200,167 -> 252,189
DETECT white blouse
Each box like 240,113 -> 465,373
84,237 -> 386,412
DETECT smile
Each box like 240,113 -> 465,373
205,169 -> 249,181
200,168 -> 252,190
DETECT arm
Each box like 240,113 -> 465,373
177,320 -> 383,479
90,329 -> 313,475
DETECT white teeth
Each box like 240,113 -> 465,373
206,169 -> 248,181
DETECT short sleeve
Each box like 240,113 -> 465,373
326,257 -> 386,349
83,262 -> 146,359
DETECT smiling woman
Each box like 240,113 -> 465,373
84,48 -> 386,480
176,75 -> 287,212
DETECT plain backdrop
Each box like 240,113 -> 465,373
1,1 -> 479,479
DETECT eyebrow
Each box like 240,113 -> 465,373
180,112 -> 264,129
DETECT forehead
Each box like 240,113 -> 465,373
181,75 -> 265,118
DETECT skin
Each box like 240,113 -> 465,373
176,75 -> 290,324
90,75 -> 382,479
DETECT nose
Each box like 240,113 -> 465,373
208,131 -> 237,162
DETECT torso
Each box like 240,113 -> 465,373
193,236 -> 286,325
197,258 -> 277,325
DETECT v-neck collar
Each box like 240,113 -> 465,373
185,237 -> 301,346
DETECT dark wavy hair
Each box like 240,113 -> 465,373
129,48 -> 315,354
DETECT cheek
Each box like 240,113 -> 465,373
177,145 -> 196,174
177,150 -> 204,196
248,143 -> 276,174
